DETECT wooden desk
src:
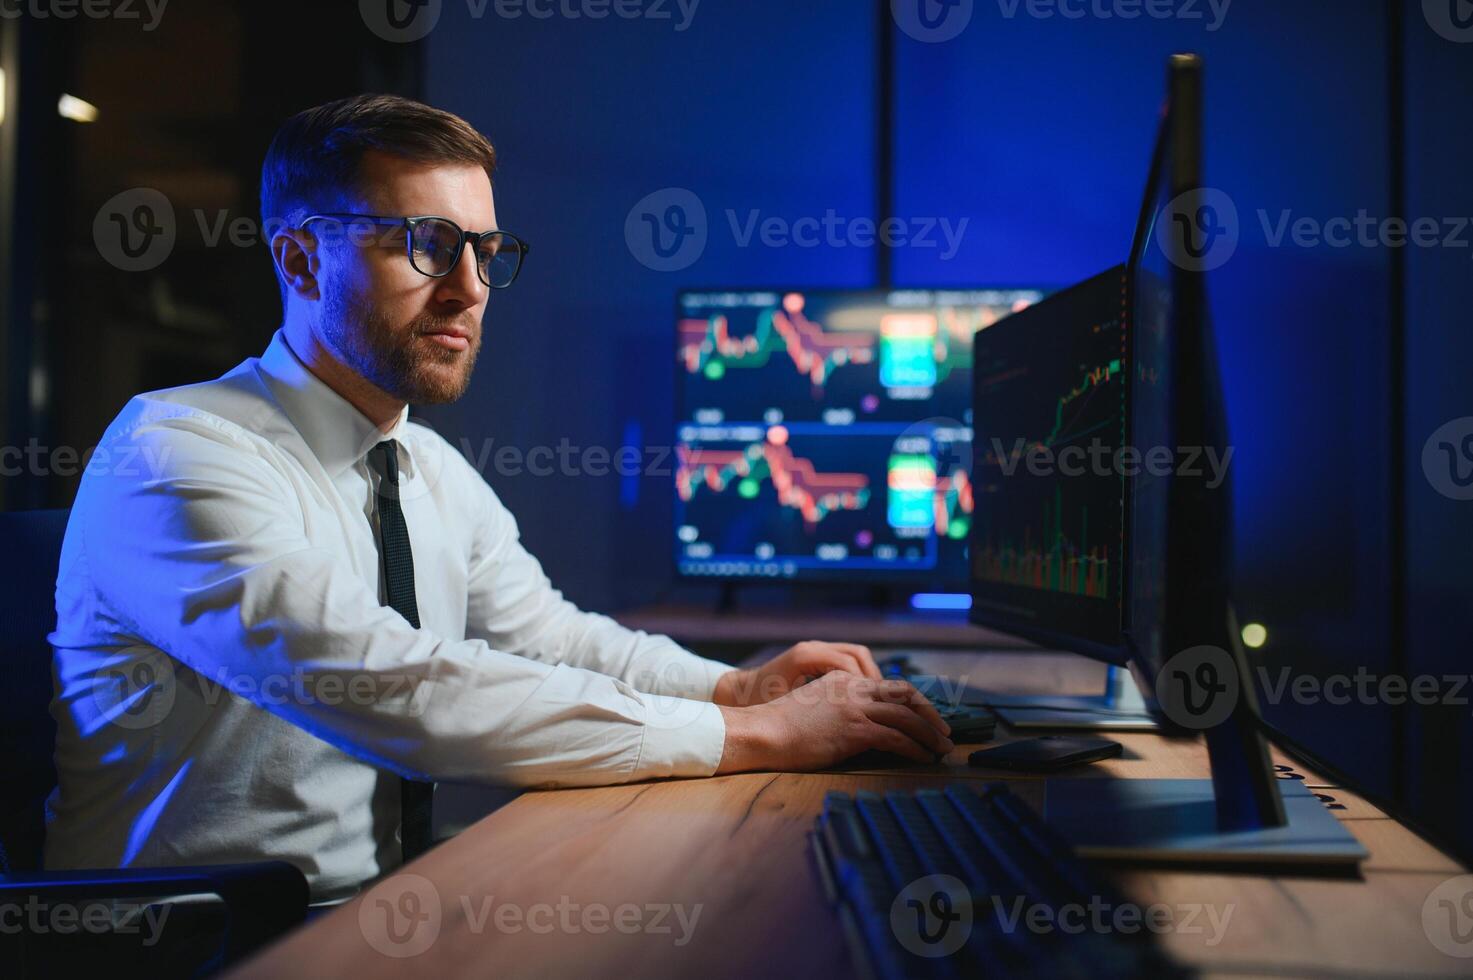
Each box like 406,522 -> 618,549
231,649 -> 1471,979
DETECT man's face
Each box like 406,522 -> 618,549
313,149 -> 495,404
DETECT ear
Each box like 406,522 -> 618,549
270,223 -> 322,302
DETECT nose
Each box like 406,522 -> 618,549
432,238 -> 487,311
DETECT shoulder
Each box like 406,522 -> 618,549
100,357 -> 297,459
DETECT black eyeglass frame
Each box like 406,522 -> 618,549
298,212 -> 529,289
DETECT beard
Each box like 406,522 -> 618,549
320,281 -> 482,405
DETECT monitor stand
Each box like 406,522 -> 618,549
1042,777 -> 1365,871
1041,606 -> 1367,872
983,664 -> 1159,731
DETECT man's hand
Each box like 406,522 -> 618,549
715,671 -> 954,773
712,640 -> 883,708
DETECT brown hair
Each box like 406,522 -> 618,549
260,92 -> 497,261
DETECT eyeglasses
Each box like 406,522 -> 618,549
298,213 -> 529,289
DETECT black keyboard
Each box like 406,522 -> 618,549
877,654 -> 998,743
811,784 -> 1188,979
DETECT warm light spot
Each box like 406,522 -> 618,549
766,424 -> 789,446
782,292 -> 804,314
1241,623 -> 1268,649
57,94 -> 99,123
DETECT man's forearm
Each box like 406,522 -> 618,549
715,705 -> 781,773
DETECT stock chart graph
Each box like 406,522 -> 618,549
674,288 -> 1042,582
968,268 -> 1127,636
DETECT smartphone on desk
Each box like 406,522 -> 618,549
968,736 -> 1122,772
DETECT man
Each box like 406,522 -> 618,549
46,94 -> 952,904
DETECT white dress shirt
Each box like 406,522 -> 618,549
45,328 -> 736,902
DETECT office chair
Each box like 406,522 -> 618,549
0,508 -> 309,975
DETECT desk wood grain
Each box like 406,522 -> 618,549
231,650 -> 1470,979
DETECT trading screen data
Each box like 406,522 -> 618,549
969,268 -> 1128,644
675,288 -> 1045,582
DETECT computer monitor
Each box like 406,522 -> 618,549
976,54 -> 1366,868
969,265 -> 1130,663
967,266 -> 1158,730
673,287 -> 1044,587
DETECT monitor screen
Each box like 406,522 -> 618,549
968,267 -> 1130,656
674,287 -> 1045,583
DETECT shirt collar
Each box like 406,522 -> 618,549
257,328 -> 414,479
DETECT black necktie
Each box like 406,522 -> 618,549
370,440 -> 434,861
